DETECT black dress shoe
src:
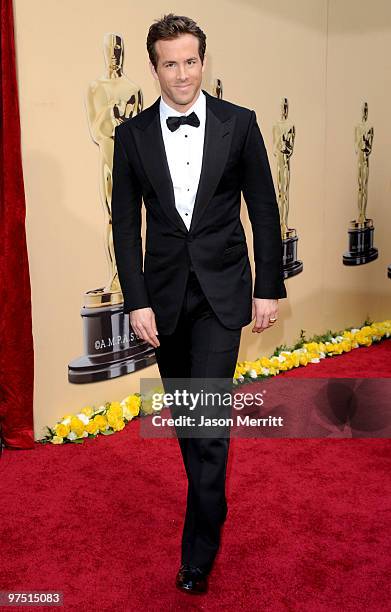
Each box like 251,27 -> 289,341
175,564 -> 208,594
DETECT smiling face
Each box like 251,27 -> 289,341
149,33 -> 206,113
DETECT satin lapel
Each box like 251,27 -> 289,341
189,105 -> 236,233
132,109 -> 189,233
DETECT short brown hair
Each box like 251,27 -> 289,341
147,13 -> 206,70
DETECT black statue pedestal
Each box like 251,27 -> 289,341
342,218 -> 378,266
282,228 -> 303,279
68,288 -> 156,383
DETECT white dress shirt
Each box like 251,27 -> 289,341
159,89 -> 206,230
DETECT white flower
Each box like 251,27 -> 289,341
249,369 -> 258,378
67,431 -> 77,441
95,405 -> 106,414
62,417 -> 71,426
331,338 -> 338,344
261,367 -> 270,375
238,375 -> 244,382
277,354 -> 286,362
76,413 -> 90,425
82,431 -> 88,437
351,328 -> 359,333
335,335 -> 344,341
319,352 -> 326,358
310,358 -> 320,363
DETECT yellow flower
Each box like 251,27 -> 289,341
304,342 -> 320,353
343,331 -> 355,341
51,435 -> 64,444
234,363 -> 248,377
107,402 -> 123,421
324,342 -> 336,354
355,331 -> 372,346
93,414 -> 108,432
106,413 -> 116,427
269,356 -> 282,370
297,352 -> 309,366
141,398 -> 154,415
277,358 -> 291,371
81,406 -> 94,417
111,418 -> 126,432
247,360 -> 263,375
291,351 -> 301,367
70,416 -> 85,436
340,339 -> 352,352
55,422 -> 70,438
85,420 -> 99,435
370,324 -> 383,338
123,395 -> 141,417
106,402 -> 123,427
334,344 -> 344,354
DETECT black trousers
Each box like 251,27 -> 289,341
154,267 -> 242,573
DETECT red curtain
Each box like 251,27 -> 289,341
0,0 -> 34,449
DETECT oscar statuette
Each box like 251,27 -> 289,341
213,77 -> 223,99
343,102 -> 378,265
273,98 -> 303,278
68,33 -> 156,383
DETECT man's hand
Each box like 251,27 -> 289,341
129,307 -> 160,348
251,298 -> 279,333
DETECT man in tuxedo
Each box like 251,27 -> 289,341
112,13 -> 287,594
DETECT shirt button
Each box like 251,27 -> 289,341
185,135 -> 188,138
186,162 -> 190,165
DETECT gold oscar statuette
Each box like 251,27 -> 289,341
272,97 -> 302,278
68,33 -> 156,383
343,101 -> 378,266
213,78 -> 223,99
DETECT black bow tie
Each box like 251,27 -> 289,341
166,111 -> 200,132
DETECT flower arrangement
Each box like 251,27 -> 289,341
41,318 -> 390,444
40,387 -> 163,445
233,318 -> 391,385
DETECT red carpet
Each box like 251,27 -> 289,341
1,340 -> 390,611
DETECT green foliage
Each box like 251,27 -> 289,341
271,343 -> 289,356
292,329 -> 307,350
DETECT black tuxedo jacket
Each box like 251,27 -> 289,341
112,89 -> 287,335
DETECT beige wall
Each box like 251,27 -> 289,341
12,0 -> 390,439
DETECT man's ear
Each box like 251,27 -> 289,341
149,60 -> 158,80
201,54 -> 207,74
